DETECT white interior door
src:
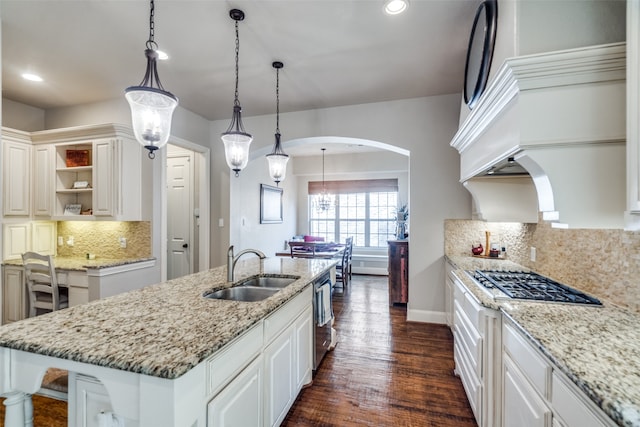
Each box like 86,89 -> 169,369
167,154 -> 193,280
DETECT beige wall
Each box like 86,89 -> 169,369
445,218 -> 640,313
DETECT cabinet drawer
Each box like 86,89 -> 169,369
207,323 -> 263,398
454,299 -> 482,377
454,339 -> 482,424
503,321 -> 551,399
552,371 -> 612,427
264,286 -> 311,344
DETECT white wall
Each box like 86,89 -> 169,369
229,149 -> 297,258
212,95 -> 471,321
2,99 -> 45,131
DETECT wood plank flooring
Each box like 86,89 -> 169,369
0,275 -> 475,427
282,275 -> 476,427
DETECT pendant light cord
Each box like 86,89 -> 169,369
234,20 -> 240,107
275,67 -> 280,134
146,0 -> 158,50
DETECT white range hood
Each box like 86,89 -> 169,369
451,43 -> 626,229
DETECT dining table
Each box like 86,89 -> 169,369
276,241 -> 345,259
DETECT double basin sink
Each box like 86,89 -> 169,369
203,275 -> 299,302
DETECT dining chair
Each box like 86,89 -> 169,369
335,242 -> 350,288
345,236 -> 354,280
21,252 -> 69,317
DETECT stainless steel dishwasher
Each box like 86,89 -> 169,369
312,271 -> 333,371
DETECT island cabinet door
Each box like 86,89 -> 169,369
264,323 -> 296,427
208,355 -> 263,427
294,306 -> 313,391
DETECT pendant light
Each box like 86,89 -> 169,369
222,9 -> 252,177
315,148 -> 334,212
266,61 -> 289,186
125,0 -> 178,159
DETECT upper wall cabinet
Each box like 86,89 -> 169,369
627,1 -> 640,231
6,123 -> 153,222
2,129 -> 32,216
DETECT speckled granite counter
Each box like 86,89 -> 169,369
446,255 -> 640,427
0,257 -> 335,379
2,256 -> 155,271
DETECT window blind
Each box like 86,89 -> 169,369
308,178 -> 398,195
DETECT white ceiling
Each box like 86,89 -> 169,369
1,0 -> 479,154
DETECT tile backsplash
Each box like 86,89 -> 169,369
445,218 -> 640,313
57,221 -> 151,259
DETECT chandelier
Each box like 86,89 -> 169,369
221,9 -> 252,177
125,0 -> 178,159
266,61 -> 289,186
315,148 -> 334,212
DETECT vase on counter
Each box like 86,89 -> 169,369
395,220 -> 407,240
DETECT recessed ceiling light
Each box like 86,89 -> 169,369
384,0 -> 409,15
156,50 -> 169,60
22,73 -> 43,82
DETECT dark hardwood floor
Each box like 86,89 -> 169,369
0,275 -> 475,427
282,275 -> 476,427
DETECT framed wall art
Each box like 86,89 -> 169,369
260,184 -> 283,224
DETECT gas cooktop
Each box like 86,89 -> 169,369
470,270 -> 602,305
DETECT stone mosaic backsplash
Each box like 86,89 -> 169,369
445,218 -> 640,313
56,221 -> 151,259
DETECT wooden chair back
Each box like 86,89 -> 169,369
21,252 -> 68,317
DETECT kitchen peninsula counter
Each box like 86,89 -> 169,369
446,255 -> 640,427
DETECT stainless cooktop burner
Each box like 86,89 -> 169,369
471,270 -> 602,305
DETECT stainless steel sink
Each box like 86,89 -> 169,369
237,275 -> 299,289
203,286 -> 280,302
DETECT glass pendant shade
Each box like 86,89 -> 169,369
125,1 -> 177,159
266,133 -> 289,185
222,9 -> 252,176
126,83 -> 177,156
222,108 -> 252,176
266,61 -> 288,185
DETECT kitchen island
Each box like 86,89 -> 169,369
0,256 -> 336,426
447,255 -> 640,427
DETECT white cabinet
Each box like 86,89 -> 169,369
31,123 -> 151,221
2,265 -> 26,324
92,139 -> 114,217
294,306 -> 313,391
264,323 -> 295,427
58,270 -> 89,307
627,0 -> 640,229
53,142 -> 94,218
208,356 -> 263,427
263,289 -> 313,427
451,271 -> 501,427
502,317 -> 616,427
503,354 -> 552,427
68,373 -> 116,427
3,138 -> 31,217
444,259 -> 455,329
32,144 -> 53,217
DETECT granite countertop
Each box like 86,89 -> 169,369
0,257 -> 335,379
446,255 -> 640,427
2,256 -> 155,271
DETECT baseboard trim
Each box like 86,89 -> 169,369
351,267 -> 388,275
407,309 -> 446,324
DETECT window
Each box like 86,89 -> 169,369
308,179 -> 399,247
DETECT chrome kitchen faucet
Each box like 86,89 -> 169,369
227,245 -> 266,282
